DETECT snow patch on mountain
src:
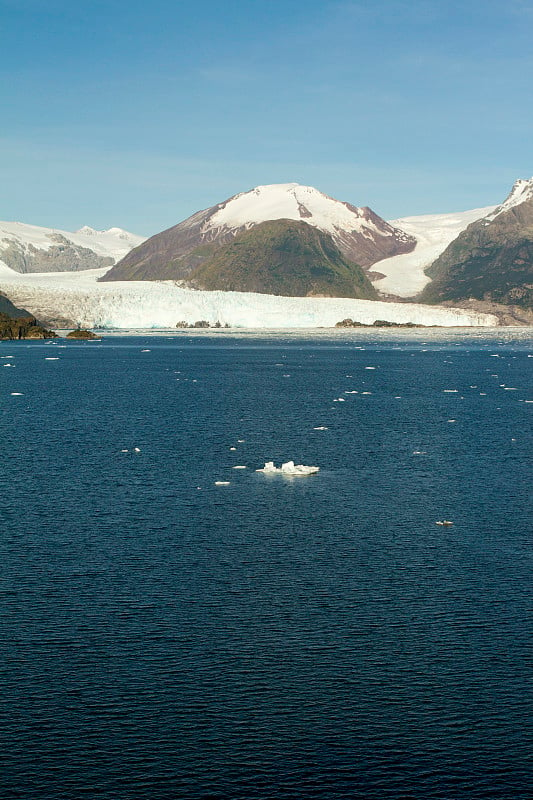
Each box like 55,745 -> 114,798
0,268 -> 498,328
371,206 -> 496,297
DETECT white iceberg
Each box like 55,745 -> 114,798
256,460 -> 319,476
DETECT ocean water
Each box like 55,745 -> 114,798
1,329 -> 532,800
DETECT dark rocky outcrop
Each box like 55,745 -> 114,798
335,318 -> 424,328
0,312 -> 57,339
66,329 -> 99,339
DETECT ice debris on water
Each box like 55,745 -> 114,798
256,461 -> 319,476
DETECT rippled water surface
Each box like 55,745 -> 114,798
1,330 -> 532,799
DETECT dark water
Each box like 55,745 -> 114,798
1,331 -> 532,800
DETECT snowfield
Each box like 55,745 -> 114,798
209,183 -> 402,238
372,206 -> 496,297
0,268 -> 498,328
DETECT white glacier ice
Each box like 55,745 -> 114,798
372,206 -> 496,297
0,267 -> 499,328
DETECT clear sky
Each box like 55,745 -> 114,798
2,0 -> 533,235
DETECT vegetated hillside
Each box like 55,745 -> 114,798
190,219 -> 378,299
100,183 -> 415,282
420,184 -> 533,309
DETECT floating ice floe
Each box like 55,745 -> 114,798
256,461 -> 319,476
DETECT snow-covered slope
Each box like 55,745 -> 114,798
484,177 -> 533,222
0,268 -> 498,328
209,183 -> 410,242
371,206 -> 497,297
0,220 -> 145,274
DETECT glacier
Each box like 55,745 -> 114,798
0,267 -> 499,328
372,206 -> 496,297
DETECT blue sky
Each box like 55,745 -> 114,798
2,0 -> 533,234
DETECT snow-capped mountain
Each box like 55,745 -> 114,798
371,206 -> 496,297
0,220 -> 145,274
101,183 -> 416,282
483,177 -> 533,222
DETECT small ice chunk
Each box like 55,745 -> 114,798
256,461 -> 319,476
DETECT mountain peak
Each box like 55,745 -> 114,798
485,177 -> 533,222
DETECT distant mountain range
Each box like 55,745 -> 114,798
0,221 -> 145,274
